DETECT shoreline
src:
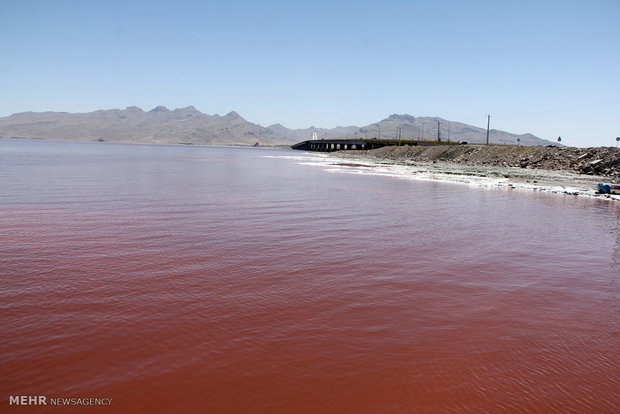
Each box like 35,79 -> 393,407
326,150 -> 620,202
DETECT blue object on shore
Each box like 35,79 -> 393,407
598,183 -> 620,194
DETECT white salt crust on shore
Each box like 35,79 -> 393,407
318,153 -> 620,201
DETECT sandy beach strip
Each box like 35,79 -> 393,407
324,152 -> 620,201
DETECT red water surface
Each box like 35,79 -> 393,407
1,140 -> 619,413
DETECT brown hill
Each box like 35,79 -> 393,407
0,106 -> 287,146
273,114 -> 554,146
0,107 -> 554,146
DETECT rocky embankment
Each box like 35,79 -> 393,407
354,144 -> 620,183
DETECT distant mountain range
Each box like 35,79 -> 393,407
0,106 -> 554,146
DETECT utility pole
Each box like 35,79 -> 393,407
437,121 -> 441,142
486,115 -> 490,145
398,127 -> 401,140
378,126 -> 381,140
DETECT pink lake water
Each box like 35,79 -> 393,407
1,139 -> 619,413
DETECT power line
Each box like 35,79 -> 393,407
486,115 -> 490,145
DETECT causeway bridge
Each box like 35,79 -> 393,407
291,138 -> 460,152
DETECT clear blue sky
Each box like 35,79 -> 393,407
1,0 -> 619,147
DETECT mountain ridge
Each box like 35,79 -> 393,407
0,106 -> 555,146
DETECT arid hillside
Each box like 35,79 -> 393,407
0,107 -> 554,146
